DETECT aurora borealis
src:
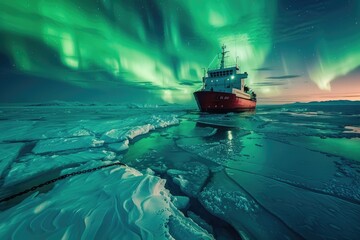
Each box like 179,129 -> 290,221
0,0 -> 359,104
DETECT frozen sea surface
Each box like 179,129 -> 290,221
0,103 -> 359,239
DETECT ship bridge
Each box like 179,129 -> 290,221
204,67 -> 248,93
202,45 -> 249,93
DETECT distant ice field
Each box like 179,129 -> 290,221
0,103 -> 359,239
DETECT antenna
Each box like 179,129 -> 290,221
220,44 -> 229,69
235,37 -> 238,63
201,67 -> 206,77
236,56 -> 240,70
201,67 -> 206,89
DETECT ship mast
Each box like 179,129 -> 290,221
220,44 -> 229,69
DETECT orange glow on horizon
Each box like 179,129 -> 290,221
257,74 -> 360,104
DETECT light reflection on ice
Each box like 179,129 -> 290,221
227,131 -> 233,141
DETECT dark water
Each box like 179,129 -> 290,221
121,104 -> 360,239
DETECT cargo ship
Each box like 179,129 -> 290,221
194,45 -> 256,112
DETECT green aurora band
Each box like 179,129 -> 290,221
0,0 -> 359,103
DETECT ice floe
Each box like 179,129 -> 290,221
1,103 -> 360,239
32,136 -> 104,154
0,143 -> 23,177
3,150 -> 109,187
167,162 -> 209,197
0,163 -> 213,239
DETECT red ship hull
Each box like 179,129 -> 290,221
194,91 -> 256,113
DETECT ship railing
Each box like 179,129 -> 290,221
207,63 -> 238,71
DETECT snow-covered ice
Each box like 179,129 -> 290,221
0,103 -> 360,239
167,162 -> 209,197
0,162 -> 213,239
0,143 -> 23,177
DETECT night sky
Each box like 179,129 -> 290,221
1,0 -> 359,104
